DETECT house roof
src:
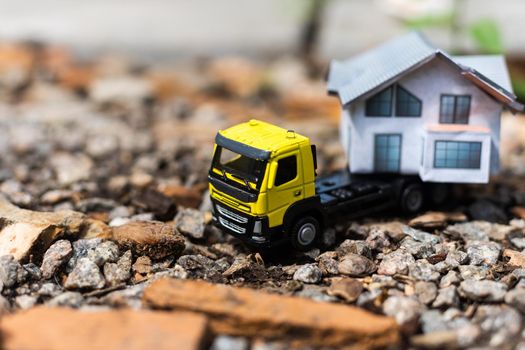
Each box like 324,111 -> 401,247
327,32 -> 524,113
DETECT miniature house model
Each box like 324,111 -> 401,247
327,32 -> 524,183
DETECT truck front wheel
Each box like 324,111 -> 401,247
289,216 -> 320,251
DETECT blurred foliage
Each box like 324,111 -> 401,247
405,14 -> 454,30
469,19 -> 504,54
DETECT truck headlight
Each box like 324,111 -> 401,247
253,220 -> 262,234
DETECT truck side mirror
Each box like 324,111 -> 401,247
311,145 -> 317,170
267,161 -> 278,190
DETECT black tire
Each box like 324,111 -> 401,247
401,183 -> 424,214
289,216 -> 320,251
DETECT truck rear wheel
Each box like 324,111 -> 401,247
290,216 -> 320,251
401,183 -> 424,214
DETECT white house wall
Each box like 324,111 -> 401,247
339,56 -> 502,178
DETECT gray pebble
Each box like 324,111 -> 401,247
41,239 -> 73,279
433,285 -> 459,308
175,208 -> 205,239
293,264 -> 322,284
104,250 -> 132,286
15,295 -> 37,309
414,281 -> 437,305
47,291 -> 84,308
0,255 -> 27,288
466,241 -> 501,266
338,253 -> 376,277
210,335 -> 248,350
65,257 -> 105,290
459,280 -> 507,302
377,249 -> 415,276
409,260 -> 440,282
383,296 -> 425,327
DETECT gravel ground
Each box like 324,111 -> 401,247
0,42 -> 525,349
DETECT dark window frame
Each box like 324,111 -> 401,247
395,84 -> 422,117
433,140 -> 482,169
439,94 -> 471,124
365,86 -> 393,117
274,154 -> 298,187
373,134 -> 402,173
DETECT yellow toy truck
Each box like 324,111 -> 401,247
208,119 -> 431,250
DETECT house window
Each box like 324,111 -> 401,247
274,155 -> 297,186
440,95 -> 471,124
366,84 -> 422,117
396,85 -> 422,117
434,141 -> 481,169
365,87 -> 393,116
374,134 -> 401,172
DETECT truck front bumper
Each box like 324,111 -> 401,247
210,199 -> 285,247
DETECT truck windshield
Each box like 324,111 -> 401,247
212,146 -> 267,190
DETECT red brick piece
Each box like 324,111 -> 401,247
143,278 -> 400,349
1,307 -> 208,350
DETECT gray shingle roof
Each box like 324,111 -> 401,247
327,31 -> 524,112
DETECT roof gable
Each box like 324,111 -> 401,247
327,32 -> 524,113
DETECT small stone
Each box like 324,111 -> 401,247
133,256 -> 153,275
473,305 -> 522,347
511,237 -> 525,250
317,256 -> 339,275
383,296 -> 425,327
336,240 -> 372,259
505,288 -> 525,313
23,263 -> 41,281
41,239 -> 73,279
338,254 -> 376,277
440,270 -> 460,288
466,241 -> 501,266
87,240 -> 120,266
327,278 -> 363,302
0,255 -> 27,288
408,211 -> 466,229
37,283 -> 62,298
47,291 -> 84,308
403,226 -> 441,245
458,265 -> 489,280
414,281 -> 438,305
377,249 -> 415,276
210,335 -> 248,350
175,208 -> 205,239
503,249 -> 525,268
67,238 -> 103,272
433,286 -> 459,308
458,280 -> 507,302
409,260 -> 440,282
400,237 -> 434,259
365,228 -> 391,252
444,250 -> 469,268
293,264 -> 322,284
64,258 -> 105,290
15,295 -> 37,309
104,250 -> 132,286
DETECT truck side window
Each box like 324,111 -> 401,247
275,155 -> 297,186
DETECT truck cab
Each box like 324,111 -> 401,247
208,120 -> 323,249
209,119 -> 427,250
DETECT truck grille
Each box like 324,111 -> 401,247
217,205 -> 248,224
218,217 -> 246,234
